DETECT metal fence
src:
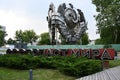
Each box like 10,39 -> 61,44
27,44 -> 120,51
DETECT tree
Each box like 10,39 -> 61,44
95,38 -> 103,44
77,32 -> 89,45
59,35 -> 66,45
6,38 -> 16,44
15,30 -> 23,42
15,30 -> 38,44
0,25 -> 7,47
38,32 -> 50,45
59,32 -> 89,45
38,32 -> 89,45
81,32 -> 89,45
92,0 -> 120,44
22,30 -> 38,44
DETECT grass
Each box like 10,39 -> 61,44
0,50 -> 6,55
0,67 -> 75,80
0,54 -> 120,80
0,50 -> 6,52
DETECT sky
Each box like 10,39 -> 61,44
0,0 -> 100,40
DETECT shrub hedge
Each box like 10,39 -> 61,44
0,54 -> 102,77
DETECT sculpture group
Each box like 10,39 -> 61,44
47,3 -> 87,44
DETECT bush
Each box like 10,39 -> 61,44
0,54 -> 102,77
74,60 -> 101,77
0,54 -> 38,69
57,57 -> 101,77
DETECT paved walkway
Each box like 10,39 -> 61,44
76,66 -> 120,80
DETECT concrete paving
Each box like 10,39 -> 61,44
76,66 -> 120,80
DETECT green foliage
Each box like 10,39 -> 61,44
59,32 -> 89,45
39,32 -> 89,45
0,55 -> 102,77
58,58 -> 101,77
22,30 -> 38,44
38,32 -> 50,45
15,30 -> 38,44
6,38 -> 16,44
15,30 -> 23,41
0,31 -> 5,46
0,25 -> 6,46
95,38 -> 103,44
1,55 -> 40,69
59,35 -> 66,44
92,0 -> 120,44
81,32 -> 89,45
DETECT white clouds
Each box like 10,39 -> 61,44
28,17 -> 48,36
0,10 -> 27,39
0,10 -> 27,26
0,0 -> 100,40
0,10 -> 48,40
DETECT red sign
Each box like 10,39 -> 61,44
38,48 -> 115,60
7,48 -> 115,60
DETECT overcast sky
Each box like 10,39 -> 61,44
0,0 -> 100,40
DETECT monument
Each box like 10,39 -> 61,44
47,3 -> 87,44
6,3 -> 115,60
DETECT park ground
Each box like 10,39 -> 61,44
0,49 -> 120,80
